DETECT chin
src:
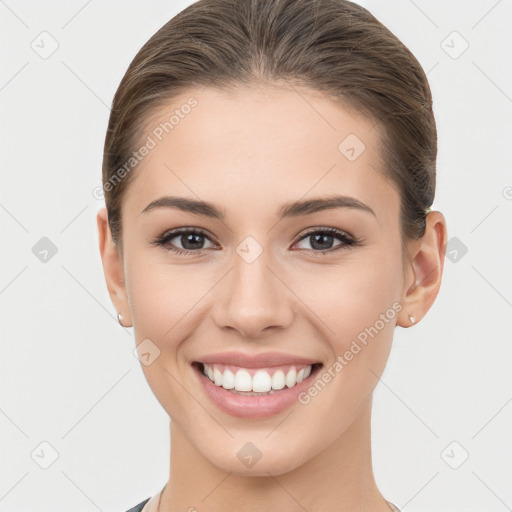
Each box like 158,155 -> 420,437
197,435 -> 314,477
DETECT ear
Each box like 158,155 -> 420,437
96,207 -> 132,327
398,210 -> 448,327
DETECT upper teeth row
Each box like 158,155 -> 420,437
203,364 -> 313,392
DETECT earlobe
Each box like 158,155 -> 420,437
96,207 -> 132,327
398,211 -> 448,328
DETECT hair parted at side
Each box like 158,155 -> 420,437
102,0 -> 436,256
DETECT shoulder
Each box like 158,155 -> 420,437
123,497 -> 151,512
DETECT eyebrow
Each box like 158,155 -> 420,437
140,194 -> 376,219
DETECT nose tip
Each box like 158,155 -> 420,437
212,258 -> 295,339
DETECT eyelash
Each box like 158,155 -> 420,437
152,227 -> 360,256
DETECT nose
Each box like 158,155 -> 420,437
212,248 -> 295,340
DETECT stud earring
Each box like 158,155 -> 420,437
409,314 -> 416,324
117,313 -> 126,327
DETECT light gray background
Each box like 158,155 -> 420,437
1,1 -> 511,511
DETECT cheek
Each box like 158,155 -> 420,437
125,234 -> 404,351
124,256 -> 210,418
291,245 -> 403,350
289,255 -> 403,442
125,252 -> 211,341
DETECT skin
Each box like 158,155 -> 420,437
97,83 -> 447,512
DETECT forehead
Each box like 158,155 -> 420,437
123,84 -> 399,225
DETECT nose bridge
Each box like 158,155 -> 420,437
212,238 -> 294,337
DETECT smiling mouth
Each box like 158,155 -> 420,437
192,361 -> 323,395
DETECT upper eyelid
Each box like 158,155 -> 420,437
159,227 -> 218,244
299,226 -> 353,239
157,226 -> 355,247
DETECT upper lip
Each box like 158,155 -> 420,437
194,351 -> 321,368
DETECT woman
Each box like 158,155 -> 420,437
97,0 -> 447,510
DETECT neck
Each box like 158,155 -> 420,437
159,395 -> 391,512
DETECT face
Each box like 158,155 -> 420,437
106,84 -> 414,476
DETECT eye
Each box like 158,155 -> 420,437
152,226 -> 359,256
292,227 -> 358,254
152,228 -> 218,255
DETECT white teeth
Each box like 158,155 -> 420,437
252,370 -> 272,392
222,369 -> 235,389
202,363 -> 314,392
234,369 -> 252,391
285,367 -> 297,388
213,367 -> 223,386
271,370 -> 285,390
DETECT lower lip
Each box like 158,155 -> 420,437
193,363 -> 322,419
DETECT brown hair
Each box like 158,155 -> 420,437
102,0 -> 436,257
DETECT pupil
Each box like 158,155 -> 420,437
311,234 -> 333,250
183,234 -> 203,250
179,233 -> 336,251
